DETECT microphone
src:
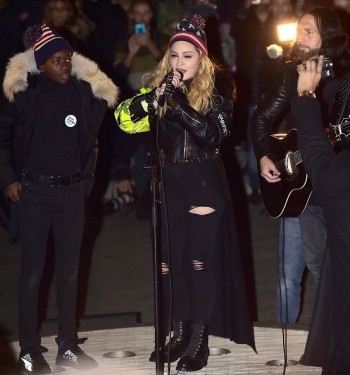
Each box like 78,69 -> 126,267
158,71 -> 183,107
158,72 -> 174,107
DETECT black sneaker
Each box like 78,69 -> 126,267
18,352 -> 51,374
55,345 -> 98,370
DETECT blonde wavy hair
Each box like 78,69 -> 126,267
145,47 -> 216,114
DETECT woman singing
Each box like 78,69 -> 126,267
114,15 -> 255,372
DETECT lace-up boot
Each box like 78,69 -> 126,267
149,319 -> 192,362
176,320 -> 209,372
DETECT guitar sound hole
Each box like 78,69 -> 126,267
284,151 -> 296,175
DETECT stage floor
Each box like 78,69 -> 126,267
10,325 -> 322,375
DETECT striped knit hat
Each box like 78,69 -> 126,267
25,24 -> 73,68
168,15 -> 207,55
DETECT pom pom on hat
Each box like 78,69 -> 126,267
24,24 -> 73,68
168,14 -> 208,55
191,14 -> 206,30
25,25 -> 43,46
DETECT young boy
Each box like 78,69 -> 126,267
0,24 -> 118,374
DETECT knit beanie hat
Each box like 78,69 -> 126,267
168,14 -> 208,55
25,24 -> 73,68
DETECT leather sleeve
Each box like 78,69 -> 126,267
166,90 -> 232,147
251,64 -> 292,161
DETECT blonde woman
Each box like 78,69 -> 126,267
115,15 -> 255,372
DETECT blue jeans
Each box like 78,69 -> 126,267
277,205 -> 327,323
277,217 -> 305,323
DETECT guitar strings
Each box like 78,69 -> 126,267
274,150 -> 302,173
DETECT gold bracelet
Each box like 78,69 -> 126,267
298,90 -> 316,98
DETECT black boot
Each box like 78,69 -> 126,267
176,320 -> 209,372
149,320 -> 192,362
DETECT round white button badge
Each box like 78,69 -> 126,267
65,115 -> 77,127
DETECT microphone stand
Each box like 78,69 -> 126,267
147,75 -> 178,375
148,102 -> 165,375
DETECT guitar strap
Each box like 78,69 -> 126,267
330,72 -> 350,125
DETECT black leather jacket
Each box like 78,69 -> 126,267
121,87 -> 233,162
252,60 -> 341,161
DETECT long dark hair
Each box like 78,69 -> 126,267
291,6 -> 350,76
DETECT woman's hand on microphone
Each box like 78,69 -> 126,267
155,71 -> 185,106
172,71 -> 184,88
155,71 -> 184,100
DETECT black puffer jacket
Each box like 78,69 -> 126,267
0,49 -> 118,243
0,49 -> 118,193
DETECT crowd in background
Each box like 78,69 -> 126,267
1,0 -> 350,219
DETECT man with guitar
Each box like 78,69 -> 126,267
251,6 -> 350,325
292,55 -> 350,374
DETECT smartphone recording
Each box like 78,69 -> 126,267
134,23 -> 146,35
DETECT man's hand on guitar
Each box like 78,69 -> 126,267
260,155 -> 281,183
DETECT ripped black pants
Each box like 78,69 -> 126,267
160,159 -> 225,324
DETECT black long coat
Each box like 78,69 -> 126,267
292,96 -> 350,375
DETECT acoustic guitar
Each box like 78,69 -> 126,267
259,116 -> 350,218
258,128 -> 313,218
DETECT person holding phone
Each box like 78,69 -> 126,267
112,0 -> 163,219
116,0 -> 162,92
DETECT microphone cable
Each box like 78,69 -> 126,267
277,217 -> 289,375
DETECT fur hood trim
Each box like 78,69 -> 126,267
3,49 -> 119,107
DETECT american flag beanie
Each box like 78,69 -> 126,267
168,15 -> 208,56
25,24 -> 73,68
